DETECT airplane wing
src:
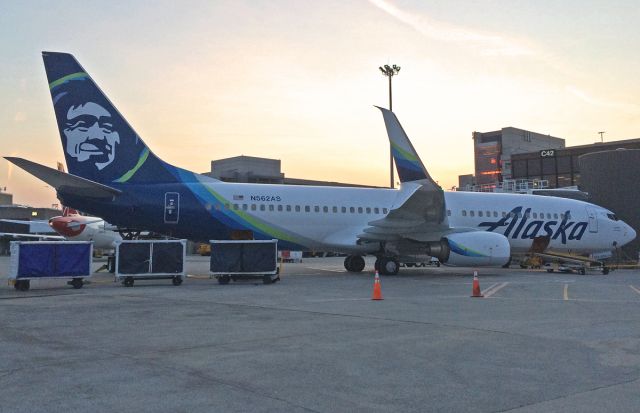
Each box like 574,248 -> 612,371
0,232 -> 65,240
5,157 -> 122,199
358,182 -> 473,243
0,219 -> 58,234
375,106 -> 439,187
0,219 -> 48,225
358,108 -> 471,244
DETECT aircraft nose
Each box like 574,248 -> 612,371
627,224 -> 637,243
49,219 -> 67,233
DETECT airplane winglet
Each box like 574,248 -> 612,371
375,106 -> 439,187
5,157 -> 121,199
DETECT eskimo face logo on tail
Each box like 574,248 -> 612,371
478,206 -> 588,244
50,72 -> 147,183
63,102 -> 120,170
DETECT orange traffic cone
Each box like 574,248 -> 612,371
471,270 -> 483,298
372,271 -> 383,300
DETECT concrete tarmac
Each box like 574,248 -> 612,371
2,256 -> 640,412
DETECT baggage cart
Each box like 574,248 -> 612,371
115,240 -> 186,287
8,241 -> 93,291
210,239 -> 279,284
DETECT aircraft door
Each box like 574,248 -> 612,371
585,207 -> 598,233
164,192 -> 180,224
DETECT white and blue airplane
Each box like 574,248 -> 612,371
6,52 -> 636,275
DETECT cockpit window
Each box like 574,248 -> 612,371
607,213 -> 618,221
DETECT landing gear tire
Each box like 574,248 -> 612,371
602,267 -> 610,275
344,255 -> 365,272
344,256 -> 352,271
172,276 -> 183,286
579,268 -> 586,275
378,257 -> 399,276
217,275 -> 231,285
14,280 -> 30,291
70,278 -> 83,289
123,277 -> 134,287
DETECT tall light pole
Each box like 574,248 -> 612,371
379,64 -> 401,188
598,131 -> 605,143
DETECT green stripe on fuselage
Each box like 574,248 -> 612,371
201,185 -> 300,243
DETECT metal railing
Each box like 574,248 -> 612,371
456,179 -> 550,193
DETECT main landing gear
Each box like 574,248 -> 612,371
344,255 -> 365,272
374,257 -> 400,276
343,254 -> 400,275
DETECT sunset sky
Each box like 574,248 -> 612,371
1,0 -> 639,207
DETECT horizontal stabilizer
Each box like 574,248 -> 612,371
5,157 -> 121,199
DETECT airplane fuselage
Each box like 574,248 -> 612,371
49,215 -> 122,249
59,176 -> 633,257
18,51 -> 634,271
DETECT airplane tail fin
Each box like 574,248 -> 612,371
43,52 -> 176,185
61,206 -> 78,217
375,106 -> 439,187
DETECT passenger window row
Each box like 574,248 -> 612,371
217,203 -> 389,215
451,209 -> 570,220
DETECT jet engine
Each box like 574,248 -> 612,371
425,231 -> 510,267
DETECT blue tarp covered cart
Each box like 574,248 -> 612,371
210,239 -> 279,284
115,240 -> 187,287
9,241 -> 93,291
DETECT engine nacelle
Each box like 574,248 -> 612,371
426,232 -> 510,267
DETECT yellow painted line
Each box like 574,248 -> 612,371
563,283 -> 569,301
629,285 -> 640,295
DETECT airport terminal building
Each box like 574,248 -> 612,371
0,191 -> 61,255
472,127 -> 565,188
510,138 -> 640,188
205,155 -> 381,188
